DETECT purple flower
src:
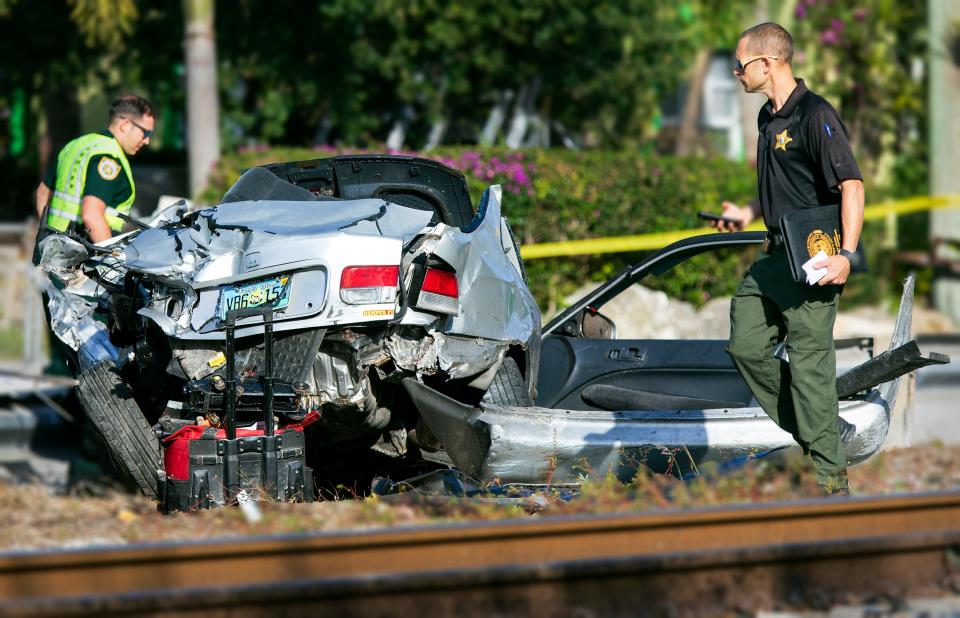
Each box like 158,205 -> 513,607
795,4 -> 807,18
853,8 -> 867,21
820,29 -> 839,45
830,18 -> 845,32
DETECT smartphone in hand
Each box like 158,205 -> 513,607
697,211 -> 741,225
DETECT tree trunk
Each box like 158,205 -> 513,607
422,116 -> 449,151
506,79 -> 541,149
386,120 -> 406,151
183,0 -> 220,200
41,82 -> 80,176
674,49 -> 710,156
479,90 -> 513,146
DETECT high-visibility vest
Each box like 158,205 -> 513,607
45,133 -> 135,234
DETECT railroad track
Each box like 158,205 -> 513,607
3,491 -> 960,616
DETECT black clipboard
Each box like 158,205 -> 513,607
779,205 -> 842,282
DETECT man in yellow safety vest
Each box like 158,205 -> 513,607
35,95 -> 154,243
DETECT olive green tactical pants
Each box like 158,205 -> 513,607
727,247 -> 848,490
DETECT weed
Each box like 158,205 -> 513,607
4,444 -> 960,551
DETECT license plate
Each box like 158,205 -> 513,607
217,274 -> 292,322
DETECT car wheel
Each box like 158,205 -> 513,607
76,361 -> 162,499
481,357 -> 532,407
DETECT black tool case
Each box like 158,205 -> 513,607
159,309 -> 315,514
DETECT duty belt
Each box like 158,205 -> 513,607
762,232 -> 785,254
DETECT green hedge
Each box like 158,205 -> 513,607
200,147 -> 756,311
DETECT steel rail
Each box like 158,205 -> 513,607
3,491 -> 960,615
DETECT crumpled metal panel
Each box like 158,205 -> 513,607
385,332 -> 439,375
29,267 -> 119,371
434,332 -> 507,381
403,377 -> 892,484
475,395 -> 889,483
392,185 -> 539,391
120,199 -> 435,280
383,185 -> 540,382
384,331 -> 508,382
119,199 -> 437,340
424,186 -> 540,344
36,236 -> 89,281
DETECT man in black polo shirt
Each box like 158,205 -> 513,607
710,22 -> 865,495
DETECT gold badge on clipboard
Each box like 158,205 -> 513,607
806,229 -> 838,258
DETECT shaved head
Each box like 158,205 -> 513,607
740,22 -> 794,64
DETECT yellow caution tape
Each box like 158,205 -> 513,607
861,195 -> 960,220
519,194 -> 960,260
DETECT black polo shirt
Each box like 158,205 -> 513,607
755,79 -> 862,232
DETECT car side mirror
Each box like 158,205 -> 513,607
580,310 -> 616,340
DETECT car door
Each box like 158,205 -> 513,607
537,232 -> 766,411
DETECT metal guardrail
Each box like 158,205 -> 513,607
0,222 -> 29,240
2,492 -> 960,614
0,372 -> 76,465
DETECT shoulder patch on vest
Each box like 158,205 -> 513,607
97,157 -> 121,181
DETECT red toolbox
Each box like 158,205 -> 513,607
158,308 -> 316,513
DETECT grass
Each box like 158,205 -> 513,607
4,445 -> 960,552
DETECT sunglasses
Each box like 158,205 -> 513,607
122,116 -> 153,139
733,54 -> 778,72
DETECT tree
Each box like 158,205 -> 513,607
215,1 -> 749,149
673,1 -> 753,156
791,0 -> 927,182
183,0 -> 220,197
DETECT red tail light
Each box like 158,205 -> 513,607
341,265 -> 399,288
422,268 -> 458,298
340,265 -> 399,305
416,267 -> 459,315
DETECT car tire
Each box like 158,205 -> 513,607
76,361 -> 162,499
481,357 -> 532,407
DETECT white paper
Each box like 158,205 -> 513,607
802,250 -> 829,285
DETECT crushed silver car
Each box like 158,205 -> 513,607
37,155 -> 539,501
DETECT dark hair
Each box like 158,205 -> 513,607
740,22 -> 794,64
109,95 -> 154,121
